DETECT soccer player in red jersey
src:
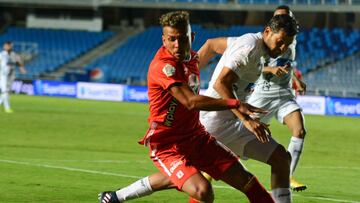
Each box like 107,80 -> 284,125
99,11 -> 274,203
292,66 -> 306,96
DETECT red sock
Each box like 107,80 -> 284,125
244,176 -> 275,203
188,197 -> 200,203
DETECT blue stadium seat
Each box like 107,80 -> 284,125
0,27 -> 113,78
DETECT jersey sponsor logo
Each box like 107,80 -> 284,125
261,80 -> 271,91
176,170 -> 184,179
162,64 -> 176,77
169,160 -> 183,173
164,98 -> 178,126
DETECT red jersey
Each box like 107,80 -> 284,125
140,46 -> 203,146
292,68 -> 302,92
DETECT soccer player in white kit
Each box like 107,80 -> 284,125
0,41 -> 26,113
98,15 -> 298,203
197,14 -> 298,203
246,5 -> 307,192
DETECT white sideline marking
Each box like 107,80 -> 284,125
0,159 -> 142,179
1,159 -> 359,203
12,159 -> 360,171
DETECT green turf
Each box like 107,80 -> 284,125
0,95 -> 359,202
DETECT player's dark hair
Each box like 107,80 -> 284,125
159,11 -> 189,29
266,14 -> 299,37
276,5 -> 291,14
4,41 -> 12,45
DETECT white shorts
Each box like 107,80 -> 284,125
200,116 -> 279,163
247,94 -> 302,124
0,73 -> 14,93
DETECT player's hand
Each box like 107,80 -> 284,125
243,118 -> 271,143
20,67 -> 27,74
272,65 -> 290,77
237,102 -> 268,118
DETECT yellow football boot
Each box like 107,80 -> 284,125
290,177 -> 307,192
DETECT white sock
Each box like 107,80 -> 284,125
272,188 -> 292,203
3,92 -> 10,110
115,176 -> 153,202
288,137 -> 304,176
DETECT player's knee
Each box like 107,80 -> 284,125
293,127 -> 306,139
268,145 -> 291,170
191,182 -> 214,202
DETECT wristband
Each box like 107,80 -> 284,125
226,99 -> 240,109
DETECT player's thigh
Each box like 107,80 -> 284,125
6,76 -> 14,91
149,172 -> 175,191
247,95 -> 279,124
0,76 -> 7,92
276,99 -> 302,125
221,121 -> 277,163
182,172 -> 213,199
190,133 -> 239,181
283,109 -> 306,138
149,146 -> 198,190
242,136 -> 280,163
200,117 -> 244,145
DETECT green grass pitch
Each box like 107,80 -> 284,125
0,95 -> 359,203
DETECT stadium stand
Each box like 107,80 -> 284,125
84,25 -> 263,86
296,28 -> 360,73
0,27 -> 113,79
85,25 -> 360,88
304,54 -> 360,97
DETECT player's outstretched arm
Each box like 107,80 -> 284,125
213,67 -> 271,143
198,37 -> 228,69
168,83 -> 239,111
15,54 -> 26,74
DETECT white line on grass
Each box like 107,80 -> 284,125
0,159 -> 142,179
9,158 -> 360,171
1,159 -> 359,203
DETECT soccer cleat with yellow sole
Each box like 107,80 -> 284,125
4,108 -> 14,113
290,177 -> 307,192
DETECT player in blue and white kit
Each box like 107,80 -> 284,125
0,41 -> 26,113
198,14 -> 298,203
246,5 -> 307,191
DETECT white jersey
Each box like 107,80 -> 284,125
201,32 -> 268,120
251,40 -> 297,98
0,50 -> 19,77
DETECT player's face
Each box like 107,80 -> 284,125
263,27 -> 294,58
3,43 -> 12,52
162,25 -> 191,62
274,9 -> 288,16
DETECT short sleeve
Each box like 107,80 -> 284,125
223,44 -> 253,76
227,37 -> 237,47
150,61 -> 184,90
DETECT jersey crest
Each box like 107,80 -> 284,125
162,64 -> 176,77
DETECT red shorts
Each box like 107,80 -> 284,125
149,129 -> 238,190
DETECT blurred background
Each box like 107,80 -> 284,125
1,2 -> 359,202
0,0 -> 359,98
